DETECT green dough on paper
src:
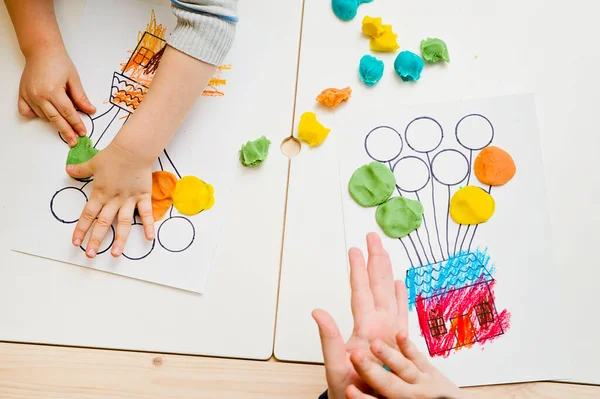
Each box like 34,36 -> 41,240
239,135 -> 271,167
376,197 -> 424,238
420,37 -> 450,63
348,162 -> 396,207
66,136 -> 98,165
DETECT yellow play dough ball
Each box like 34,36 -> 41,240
172,176 -> 215,215
450,186 -> 495,225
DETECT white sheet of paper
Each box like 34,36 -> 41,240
338,94 -> 570,386
12,0 -> 244,293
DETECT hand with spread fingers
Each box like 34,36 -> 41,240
66,140 -> 154,259
313,232 -> 467,399
312,232 -> 410,399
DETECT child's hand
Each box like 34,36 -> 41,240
346,334 -> 465,399
66,141 -> 154,258
312,232 -> 409,399
19,44 -> 96,146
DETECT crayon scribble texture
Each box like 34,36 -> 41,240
406,249 -> 511,357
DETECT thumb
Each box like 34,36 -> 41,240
66,161 -> 94,179
312,309 -> 347,371
18,96 -> 36,118
67,73 -> 96,114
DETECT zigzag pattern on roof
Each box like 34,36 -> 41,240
405,249 -> 495,309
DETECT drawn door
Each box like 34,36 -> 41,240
450,314 -> 477,348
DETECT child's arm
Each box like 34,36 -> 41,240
66,2 -> 238,258
5,0 -> 96,146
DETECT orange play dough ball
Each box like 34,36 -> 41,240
152,198 -> 173,222
474,146 -> 516,186
151,171 -> 178,221
152,171 -> 178,201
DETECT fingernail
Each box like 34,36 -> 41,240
112,247 -> 122,256
87,248 -> 97,258
78,129 -> 86,136
73,238 -> 81,246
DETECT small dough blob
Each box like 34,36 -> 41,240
348,162 -> 396,207
66,136 -> 98,165
316,86 -> 352,108
370,26 -> 399,52
151,171 -> 178,221
394,51 -> 424,82
359,55 -> 384,86
450,186 -> 495,225
152,198 -> 173,222
376,197 -> 424,238
332,0 -> 373,21
474,146 -> 516,186
298,112 -> 331,147
152,171 -> 178,201
362,16 -> 385,37
420,38 -> 450,63
240,135 -> 271,167
173,176 -> 215,216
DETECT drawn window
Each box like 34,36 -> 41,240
475,302 -> 494,326
428,316 -> 447,337
134,47 -> 154,67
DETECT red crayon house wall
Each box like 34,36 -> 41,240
415,280 -> 506,357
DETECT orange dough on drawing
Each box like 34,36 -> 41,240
316,87 -> 352,108
152,171 -> 178,200
152,198 -> 173,222
474,146 -> 517,186
151,171 -> 178,221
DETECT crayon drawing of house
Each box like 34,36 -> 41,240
405,252 -> 511,357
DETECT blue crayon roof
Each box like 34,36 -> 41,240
405,249 -> 494,308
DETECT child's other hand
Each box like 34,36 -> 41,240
312,232 -> 409,399
66,141 -> 154,258
19,44 -> 96,146
346,334 -> 465,399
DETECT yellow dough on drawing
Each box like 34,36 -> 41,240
173,176 -> 215,215
298,112 -> 331,147
450,186 -> 495,225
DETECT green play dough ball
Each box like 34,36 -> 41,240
376,197 -> 424,238
66,136 -> 98,165
239,135 -> 271,167
348,162 -> 396,207
420,37 -> 450,63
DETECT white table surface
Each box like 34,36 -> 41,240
275,0 -> 600,385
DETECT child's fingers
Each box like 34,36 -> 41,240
345,384 -> 377,399
52,92 -> 87,136
396,332 -> 434,374
395,280 -> 409,334
40,100 -> 78,147
312,309 -> 348,376
112,201 -> 136,257
22,93 -> 46,120
371,339 -> 420,383
17,96 -> 36,118
366,232 -> 395,312
349,246 -> 374,323
136,197 -> 155,240
72,197 -> 103,248
67,73 -> 96,114
86,202 -> 119,258
66,162 -> 94,180
350,349 -> 409,398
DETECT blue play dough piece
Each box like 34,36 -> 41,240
332,0 -> 373,21
394,51 -> 425,82
359,55 -> 384,86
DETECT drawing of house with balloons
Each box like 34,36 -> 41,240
349,114 -> 516,357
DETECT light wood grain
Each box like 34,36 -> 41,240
0,343 -> 597,399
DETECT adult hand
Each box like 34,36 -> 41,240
19,43 -> 96,146
312,232 -> 409,399
66,140 -> 154,258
